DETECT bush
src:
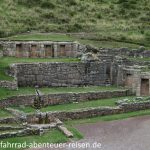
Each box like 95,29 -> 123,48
41,0 -> 55,8
0,30 -> 5,38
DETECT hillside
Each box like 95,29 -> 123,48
0,0 -> 150,48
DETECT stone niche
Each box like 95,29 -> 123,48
2,41 -> 79,58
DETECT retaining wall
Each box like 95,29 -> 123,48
15,62 -> 108,87
27,101 -> 150,122
0,90 -> 130,108
2,41 -> 79,58
0,80 -> 18,90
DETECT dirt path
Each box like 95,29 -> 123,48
28,116 -> 150,150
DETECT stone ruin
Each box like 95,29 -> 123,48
1,41 -> 80,58
0,41 -> 150,97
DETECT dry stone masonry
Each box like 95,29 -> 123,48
1,41 -> 80,58
15,62 -> 108,87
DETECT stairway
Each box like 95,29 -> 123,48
105,78 -> 111,86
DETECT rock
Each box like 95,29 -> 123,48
139,46 -> 145,51
86,45 -> 99,53
57,125 -> 73,138
81,52 -> 99,62
135,97 -> 144,101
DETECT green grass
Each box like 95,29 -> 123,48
65,109 -> 150,125
40,86 -> 123,94
0,127 -> 82,150
0,56 -> 80,81
0,87 -> 35,100
128,57 -> 150,62
0,129 -> 68,150
0,109 -> 12,118
13,96 -> 134,113
0,86 -> 122,100
3,33 -> 74,41
0,0 -> 149,48
75,37 -> 150,49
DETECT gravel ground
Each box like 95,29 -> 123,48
28,116 -> 150,150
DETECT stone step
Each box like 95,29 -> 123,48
57,125 -> 73,138
0,126 -> 24,131
27,123 -> 57,129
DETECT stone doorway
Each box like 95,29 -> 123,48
30,44 -> 37,57
141,79 -> 149,96
16,44 -> 23,57
60,45 -> 66,57
44,45 -> 54,57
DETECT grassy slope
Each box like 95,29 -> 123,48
0,0 -> 149,48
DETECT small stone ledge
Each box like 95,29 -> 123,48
57,125 -> 73,138
0,128 -> 39,139
0,126 -> 24,131
0,80 -> 18,90
0,117 -> 17,124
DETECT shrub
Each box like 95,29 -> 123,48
41,0 -> 55,9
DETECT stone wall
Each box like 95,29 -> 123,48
0,90 -> 130,108
98,47 -> 150,58
2,41 -> 80,58
26,101 -> 150,122
15,62 -> 108,87
119,101 -> 150,112
27,107 -> 123,122
0,80 -> 18,90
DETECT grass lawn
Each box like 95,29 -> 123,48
13,96 -> 134,113
0,86 -> 123,100
40,86 -> 123,94
77,38 -> 146,49
0,109 -> 13,118
0,87 -> 35,100
128,57 -> 150,62
3,33 -> 74,41
0,127 -> 83,150
0,129 -> 67,150
0,57 -> 80,81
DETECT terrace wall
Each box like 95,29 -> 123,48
2,41 -> 80,58
0,80 -> 18,90
0,90 -> 130,108
27,101 -> 150,122
15,62 -> 109,87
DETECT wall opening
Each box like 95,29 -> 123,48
60,45 -> 66,57
44,45 -> 54,57
16,44 -> 23,57
30,44 -> 37,57
0,44 -> 3,50
125,73 -> 133,87
105,65 -> 111,85
141,78 -> 149,96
